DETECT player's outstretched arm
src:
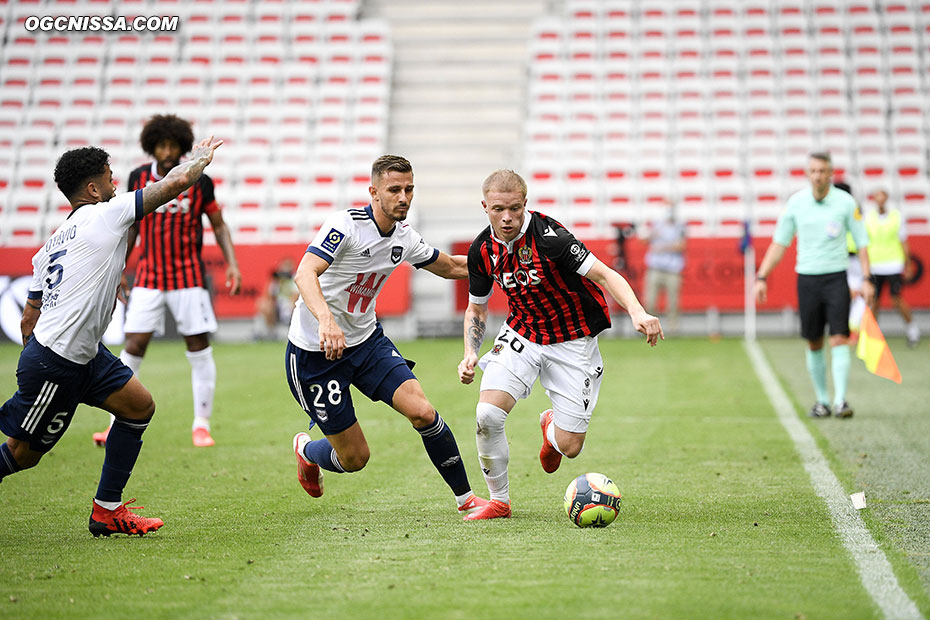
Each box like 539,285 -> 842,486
753,242 -> 787,304
459,301 -> 488,384
141,136 -> 222,216
423,253 -> 468,280
294,252 -> 346,360
585,259 -> 664,347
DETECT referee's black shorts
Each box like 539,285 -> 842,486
797,271 -> 850,341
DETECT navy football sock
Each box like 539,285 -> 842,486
95,416 -> 151,503
416,412 -> 471,496
304,437 -> 345,473
0,443 -> 21,481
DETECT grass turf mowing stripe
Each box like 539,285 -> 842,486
744,339 -> 923,620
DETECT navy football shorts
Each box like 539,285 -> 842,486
285,325 -> 416,436
0,338 -> 134,453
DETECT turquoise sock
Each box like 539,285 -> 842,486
805,348 -> 829,405
831,344 -> 851,407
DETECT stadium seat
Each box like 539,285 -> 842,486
228,184 -> 268,213
712,201 -> 746,238
307,179 -> 343,211
4,213 -> 45,247
0,109 -> 21,133
895,154 -> 928,180
224,209 -> 268,244
15,164 -> 54,193
858,154 -> 893,188
145,38 -> 179,66
9,188 -> 48,215
47,192 -> 73,217
151,0 -> 190,17
898,178 -> 930,210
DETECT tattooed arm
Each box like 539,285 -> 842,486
458,302 -> 488,385
20,300 -> 41,346
141,136 -> 223,216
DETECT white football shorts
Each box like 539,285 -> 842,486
478,324 -> 604,433
847,254 -> 863,290
123,286 -> 218,336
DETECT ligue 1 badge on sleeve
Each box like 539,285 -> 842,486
321,229 -> 345,254
391,246 -> 402,264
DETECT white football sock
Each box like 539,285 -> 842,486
546,420 -> 565,456
94,498 -> 121,511
186,347 -> 216,430
906,322 -> 920,340
848,296 -> 866,330
475,402 -> 510,503
119,350 -> 143,375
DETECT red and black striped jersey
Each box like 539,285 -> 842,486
129,162 -> 220,291
467,211 -> 611,344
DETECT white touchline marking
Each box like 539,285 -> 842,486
744,340 -> 923,620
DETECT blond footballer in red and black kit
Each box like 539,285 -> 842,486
458,169 -> 663,521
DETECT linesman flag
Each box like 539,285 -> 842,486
856,307 -> 902,384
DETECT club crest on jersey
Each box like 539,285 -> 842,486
491,343 -> 504,355
321,228 -> 345,253
391,246 -> 403,264
518,246 -> 533,265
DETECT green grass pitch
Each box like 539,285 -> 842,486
0,337 -> 928,619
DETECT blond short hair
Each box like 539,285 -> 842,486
482,169 -> 527,198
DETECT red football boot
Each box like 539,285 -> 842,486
457,493 -> 490,516
293,432 -> 324,497
463,499 -> 511,521
192,427 -> 215,447
92,426 -> 111,447
89,499 -> 164,537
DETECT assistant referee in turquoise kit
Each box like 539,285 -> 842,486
754,152 -> 874,419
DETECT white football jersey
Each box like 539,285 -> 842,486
29,190 -> 143,364
288,206 -> 439,351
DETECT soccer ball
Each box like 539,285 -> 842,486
563,472 -> 622,528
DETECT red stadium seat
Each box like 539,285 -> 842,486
10,189 -> 48,215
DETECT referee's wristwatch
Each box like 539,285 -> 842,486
755,273 -> 767,282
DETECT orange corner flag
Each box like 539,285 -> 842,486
856,307 -> 902,384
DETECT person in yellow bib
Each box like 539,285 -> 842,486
866,189 -> 919,348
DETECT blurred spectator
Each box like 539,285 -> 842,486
866,188 -> 920,348
254,258 -> 299,340
643,201 -> 686,332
